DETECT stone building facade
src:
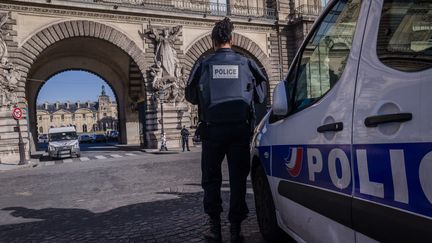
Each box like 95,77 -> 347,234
0,0 -> 322,163
36,86 -> 118,135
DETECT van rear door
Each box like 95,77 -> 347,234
352,0 -> 432,241
265,0 -> 368,241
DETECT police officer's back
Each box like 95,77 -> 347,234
185,17 -> 267,243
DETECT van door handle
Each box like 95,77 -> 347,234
364,113 -> 412,127
317,122 -> 343,133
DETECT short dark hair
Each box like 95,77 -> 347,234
211,17 -> 234,46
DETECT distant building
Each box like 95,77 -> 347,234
36,86 -> 118,134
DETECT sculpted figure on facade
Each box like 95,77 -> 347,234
0,12 -> 18,108
143,25 -> 185,105
149,61 -> 164,90
147,25 -> 182,77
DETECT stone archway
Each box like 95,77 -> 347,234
17,20 -> 147,149
19,20 -> 146,75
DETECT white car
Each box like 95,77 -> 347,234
48,127 -> 81,159
251,0 -> 432,242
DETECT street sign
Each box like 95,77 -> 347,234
12,107 -> 23,120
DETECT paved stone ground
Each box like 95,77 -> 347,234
0,151 -> 266,242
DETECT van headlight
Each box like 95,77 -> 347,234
73,142 -> 80,149
48,145 -> 56,151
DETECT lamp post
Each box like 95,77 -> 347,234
158,90 -> 168,151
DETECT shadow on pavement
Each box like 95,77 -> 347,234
0,191 -> 266,242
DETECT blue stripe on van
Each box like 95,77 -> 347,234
263,143 -> 432,219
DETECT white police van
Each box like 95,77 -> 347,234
251,0 -> 432,242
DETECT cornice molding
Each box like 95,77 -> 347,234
0,3 -> 275,32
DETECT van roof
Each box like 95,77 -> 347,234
48,127 -> 76,134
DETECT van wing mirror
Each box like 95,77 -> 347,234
272,81 -> 289,116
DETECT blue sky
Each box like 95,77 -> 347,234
37,71 -> 116,104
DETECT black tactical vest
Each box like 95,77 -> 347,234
198,52 -> 253,123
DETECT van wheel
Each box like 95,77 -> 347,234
252,164 -> 291,242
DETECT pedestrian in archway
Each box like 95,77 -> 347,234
180,125 -> 190,152
185,17 -> 267,243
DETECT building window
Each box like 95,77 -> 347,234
83,114 -> 86,119
50,115 -> 53,122
39,127 -> 43,134
72,114 -> 75,120
103,113 -> 107,117
83,124 -> 87,133
61,114 -> 65,121
38,116 -> 42,121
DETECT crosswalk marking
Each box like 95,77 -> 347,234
41,152 -> 143,165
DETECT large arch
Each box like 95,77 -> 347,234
18,20 -> 147,149
19,20 -> 146,76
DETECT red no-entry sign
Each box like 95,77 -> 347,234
12,107 -> 23,120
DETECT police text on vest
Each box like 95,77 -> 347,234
212,65 -> 239,79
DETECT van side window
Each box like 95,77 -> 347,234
291,0 -> 361,112
377,0 -> 432,72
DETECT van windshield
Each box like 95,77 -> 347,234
49,132 -> 78,142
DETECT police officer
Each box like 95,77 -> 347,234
181,125 -> 190,152
185,17 -> 267,243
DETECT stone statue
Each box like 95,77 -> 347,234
0,12 -> 8,63
146,26 -> 182,77
142,24 -> 185,106
0,12 -> 19,108
149,61 -> 164,90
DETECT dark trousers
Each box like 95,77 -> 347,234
201,123 -> 251,223
182,137 -> 190,151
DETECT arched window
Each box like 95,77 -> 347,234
83,124 -> 88,133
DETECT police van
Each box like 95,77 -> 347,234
251,0 -> 432,242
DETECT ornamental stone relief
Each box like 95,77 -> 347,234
0,12 -> 19,109
140,25 -> 186,106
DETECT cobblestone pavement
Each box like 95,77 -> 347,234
0,151 -> 267,242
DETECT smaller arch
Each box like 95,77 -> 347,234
184,32 -> 272,78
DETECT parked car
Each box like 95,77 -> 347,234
78,134 -> 94,143
47,127 -> 80,159
106,130 -> 119,141
38,134 -> 48,143
94,134 -> 107,143
251,0 -> 432,243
